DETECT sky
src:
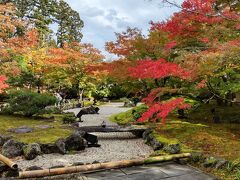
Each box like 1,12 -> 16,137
64,0 -> 184,60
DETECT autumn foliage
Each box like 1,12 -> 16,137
138,98 -> 191,124
129,59 -> 190,80
0,3 -> 104,95
100,0 -> 240,124
0,76 -> 9,93
1,0 -> 240,124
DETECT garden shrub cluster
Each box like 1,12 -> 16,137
3,90 -> 56,117
62,113 -> 77,124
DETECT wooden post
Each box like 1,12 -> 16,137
19,153 -> 191,179
0,154 -> 18,170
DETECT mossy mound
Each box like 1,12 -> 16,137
109,105 -> 148,125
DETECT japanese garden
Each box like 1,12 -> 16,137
0,0 -> 240,179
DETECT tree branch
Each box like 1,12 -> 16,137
206,81 -> 240,103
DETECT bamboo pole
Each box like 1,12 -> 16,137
144,153 -> 191,164
19,153 -> 191,179
0,154 -> 18,170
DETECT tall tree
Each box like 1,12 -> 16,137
0,0 -> 84,45
55,0 -> 83,47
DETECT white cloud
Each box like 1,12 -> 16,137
64,0 -> 184,59
82,7 -> 104,17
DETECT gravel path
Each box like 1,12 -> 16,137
16,103 -> 153,170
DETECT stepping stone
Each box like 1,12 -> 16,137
8,126 -> 33,134
36,125 -> 54,129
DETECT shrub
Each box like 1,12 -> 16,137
3,90 -> 56,117
45,106 -> 62,114
62,113 -> 76,124
119,97 -> 130,103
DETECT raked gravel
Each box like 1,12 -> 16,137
16,103 -> 153,170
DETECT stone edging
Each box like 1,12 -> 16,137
142,128 -> 181,154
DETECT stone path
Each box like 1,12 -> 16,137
64,102 -> 132,127
83,162 -> 215,180
40,162 -> 216,180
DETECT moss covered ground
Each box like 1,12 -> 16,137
109,105 -> 148,125
0,114 -> 72,144
0,100 -> 105,144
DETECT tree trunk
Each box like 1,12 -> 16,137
79,89 -> 84,107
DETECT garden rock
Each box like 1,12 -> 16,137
131,127 -> 146,138
36,125 -> 54,129
74,130 -> 86,137
92,160 -> 100,164
203,156 -> 218,168
215,159 -> 228,169
163,144 -> 181,154
0,135 -> 12,146
150,138 -> 164,151
123,101 -> 135,107
55,138 -> 66,154
71,162 -> 84,166
8,126 -> 33,134
64,134 -> 86,151
40,143 -> 58,154
0,162 -> 8,173
88,143 -> 101,147
50,165 -> 65,169
2,139 -> 24,158
71,122 -> 80,127
142,128 -> 153,140
84,133 -> 98,145
2,169 -> 19,178
76,106 -> 100,120
144,133 -> 154,144
25,166 -> 43,171
23,143 -> 41,160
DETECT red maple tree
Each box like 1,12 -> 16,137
129,58 -> 190,80
138,98 -> 191,124
128,58 -> 191,123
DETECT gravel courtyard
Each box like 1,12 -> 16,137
16,103 -> 153,170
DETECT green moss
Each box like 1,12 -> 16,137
109,110 -> 134,125
0,115 -> 72,144
109,105 -> 148,125
150,150 -> 169,156
155,116 -> 240,161
138,103 -> 240,179
151,131 -> 179,145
